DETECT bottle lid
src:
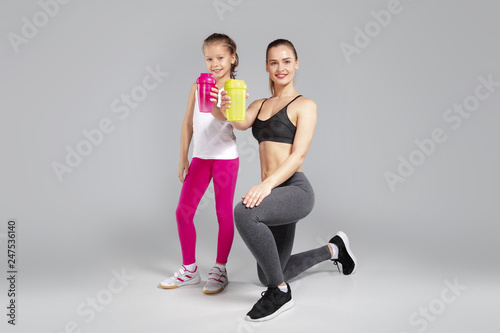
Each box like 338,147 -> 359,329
197,73 -> 216,84
224,79 -> 247,89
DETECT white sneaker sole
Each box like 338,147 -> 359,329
337,231 -> 357,274
245,299 -> 295,322
159,275 -> 201,289
203,281 -> 228,294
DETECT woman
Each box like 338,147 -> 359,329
215,39 -> 357,321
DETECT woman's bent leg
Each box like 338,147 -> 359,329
235,173 -> 315,286
256,223 -> 297,285
256,224 -> 331,284
282,246 -> 331,281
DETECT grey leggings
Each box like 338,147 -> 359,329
234,172 -> 331,286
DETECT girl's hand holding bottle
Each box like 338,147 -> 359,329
210,86 -> 231,119
219,90 -> 232,114
209,85 -> 220,104
209,85 -> 249,120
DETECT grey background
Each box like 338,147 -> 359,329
1,0 -> 499,332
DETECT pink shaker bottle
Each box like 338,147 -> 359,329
196,73 -> 217,112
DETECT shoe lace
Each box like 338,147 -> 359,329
332,260 -> 341,274
259,288 -> 277,305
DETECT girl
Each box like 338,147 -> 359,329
159,33 -> 240,294
216,39 -> 357,320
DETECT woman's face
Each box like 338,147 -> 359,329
266,45 -> 299,88
203,43 -> 235,80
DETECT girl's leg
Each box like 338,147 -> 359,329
212,157 -> 239,264
175,158 -> 213,265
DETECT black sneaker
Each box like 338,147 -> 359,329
329,231 -> 357,275
246,284 -> 294,322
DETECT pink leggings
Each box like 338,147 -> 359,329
175,157 -> 239,265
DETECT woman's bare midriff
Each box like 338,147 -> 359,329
259,141 -> 302,181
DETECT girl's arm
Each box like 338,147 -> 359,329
242,98 -> 317,208
210,88 -> 264,130
178,83 -> 197,183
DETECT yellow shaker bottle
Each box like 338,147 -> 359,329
224,79 -> 247,121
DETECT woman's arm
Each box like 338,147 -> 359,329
178,83 -> 197,183
242,98 -> 317,208
228,97 -> 264,130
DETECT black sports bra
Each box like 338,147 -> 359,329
252,95 -> 302,144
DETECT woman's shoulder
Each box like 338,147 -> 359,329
249,98 -> 268,108
297,95 -> 316,106
296,95 -> 317,112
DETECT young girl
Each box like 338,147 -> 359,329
159,33 -> 240,294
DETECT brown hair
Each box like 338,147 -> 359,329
266,39 -> 298,95
202,33 -> 239,79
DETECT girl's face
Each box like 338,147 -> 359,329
266,45 -> 299,88
203,43 -> 235,80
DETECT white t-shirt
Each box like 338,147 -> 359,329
192,88 -> 238,159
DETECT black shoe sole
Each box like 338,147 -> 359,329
245,298 -> 295,322
331,231 -> 357,275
